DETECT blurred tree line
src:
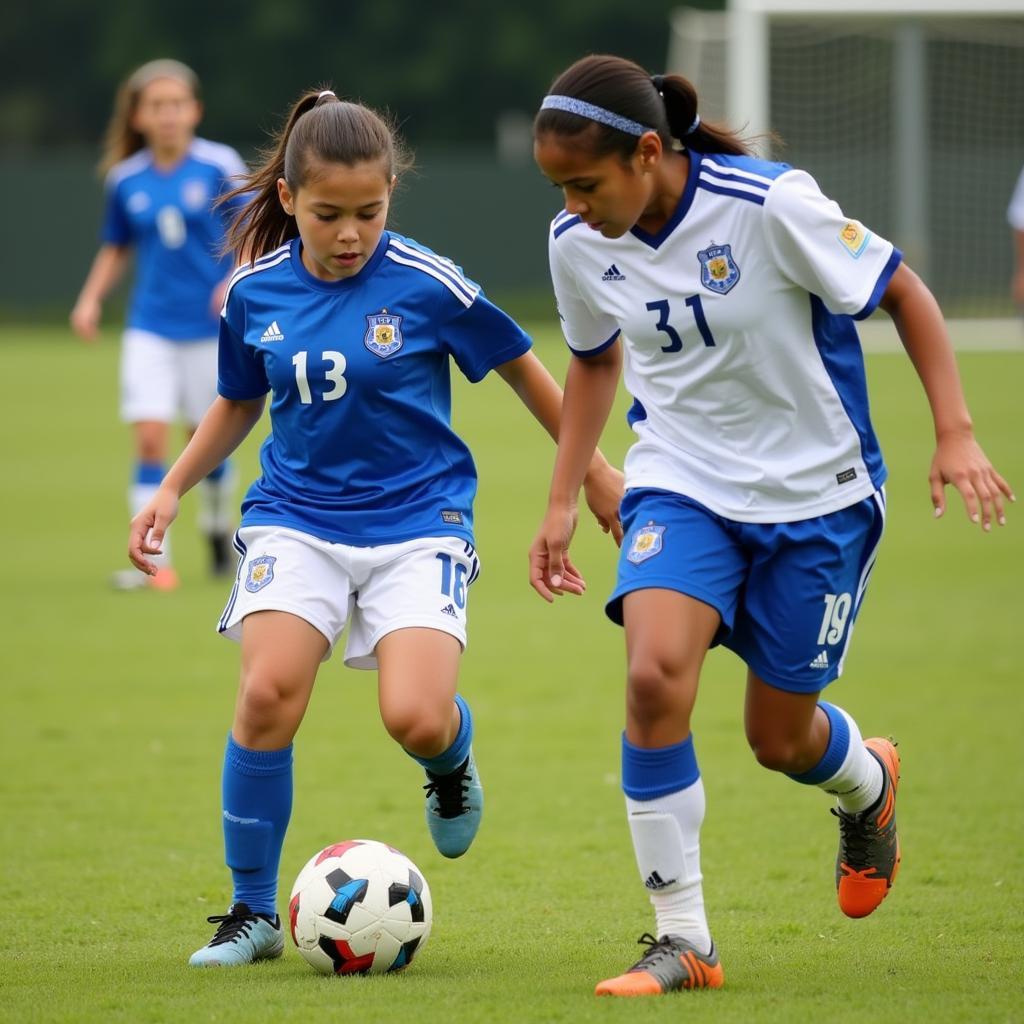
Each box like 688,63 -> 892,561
2,0 -> 720,155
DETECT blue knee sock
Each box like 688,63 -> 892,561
221,734 -> 293,917
621,733 -> 700,800
407,694 -> 473,776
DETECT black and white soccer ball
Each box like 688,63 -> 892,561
288,839 -> 432,975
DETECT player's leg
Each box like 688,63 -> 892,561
736,489 -> 898,918
193,527 -> 348,966
376,628 -> 481,858
180,339 -> 236,576
114,330 -> 178,590
190,611 -> 326,967
597,491 -> 743,997
595,589 -> 724,997
347,537 -> 482,858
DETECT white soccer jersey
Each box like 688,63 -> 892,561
549,151 -> 902,523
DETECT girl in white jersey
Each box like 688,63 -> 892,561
71,60 -> 245,590
128,88 -> 623,969
529,54 -> 1014,998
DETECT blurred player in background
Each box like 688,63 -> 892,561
1008,161 -> 1024,309
529,54 -> 1014,998
128,88 -> 623,967
71,59 -> 246,589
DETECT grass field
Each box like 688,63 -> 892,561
2,324 -> 1022,1023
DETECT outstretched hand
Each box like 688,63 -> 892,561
929,432 -> 1014,530
529,503 -> 586,602
128,487 -> 181,575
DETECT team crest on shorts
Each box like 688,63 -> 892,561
244,555 -> 276,593
627,521 -> 666,564
697,244 -> 740,295
364,311 -> 404,358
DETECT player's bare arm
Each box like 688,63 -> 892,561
880,263 -> 1015,529
129,395 -> 264,573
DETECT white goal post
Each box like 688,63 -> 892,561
669,0 -> 1024,322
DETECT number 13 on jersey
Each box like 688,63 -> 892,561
292,351 -> 348,404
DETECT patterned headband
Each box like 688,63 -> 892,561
539,95 -> 654,137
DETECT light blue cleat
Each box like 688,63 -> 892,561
188,902 -> 284,967
423,750 -> 483,858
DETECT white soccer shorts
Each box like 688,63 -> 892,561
119,328 -> 218,426
217,525 -> 481,670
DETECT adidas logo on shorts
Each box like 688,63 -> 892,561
441,603 -> 458,617
809,650 -> 830,670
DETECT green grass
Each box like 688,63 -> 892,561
2,325 -> 1022,1023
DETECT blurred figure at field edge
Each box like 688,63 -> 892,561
128,88 -> 623,968
1007,161 -> 1024,308
71,59 -> 245,590
528,54 -> 1015,998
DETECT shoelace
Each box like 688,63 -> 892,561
831,806 -> 883,869
205,904 -> 258,947
423,758 -> 471,819
629,932 -> 683,972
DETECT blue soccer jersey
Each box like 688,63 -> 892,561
218,232 -> 533,546
102,138 -> 248,340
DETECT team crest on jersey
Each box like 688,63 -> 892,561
182,179 -> 209,211
838,220 -> 872,259
364,312 -> 404,358
244,556 -> 276,593
697,244 -> 740,295
627,522 -> 666,564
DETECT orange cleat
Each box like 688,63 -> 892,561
595,933 -> 724,997
834,737 -> 901,918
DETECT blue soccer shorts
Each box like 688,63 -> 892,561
606,486 -> 886,692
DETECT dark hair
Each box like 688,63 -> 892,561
99,59 -> 200,176
223,89 -> 413,262
534,54 -> 752,160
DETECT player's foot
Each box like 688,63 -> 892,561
188,902 -> 284,967
595,933 -> 724,997
208,532 -> 236,578
110,567 -> 180,591
834,737 -> 901,919
423,750 -> 482,858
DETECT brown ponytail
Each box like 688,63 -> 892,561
534,54 -> 752,161
98,59 -> 200,177
222,89 -> 413,263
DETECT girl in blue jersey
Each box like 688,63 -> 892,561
72,60 -> 245,589
528,54 -> 1014,998
127,88 -> 623,968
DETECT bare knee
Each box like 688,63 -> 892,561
381,703 -> 452,758
235,668 -> 305,745
627,654 -> 690,728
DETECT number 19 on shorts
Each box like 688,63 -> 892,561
817,592 -> 852,646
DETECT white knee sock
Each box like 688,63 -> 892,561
198,463 -> 237,536
626,779 -> 710,953
819,705 -> 883,813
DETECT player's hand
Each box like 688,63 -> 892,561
70,297 -> 101,342
583,460 -> 625,547
529,502 -> 585,602
929,430 -> 1015,531
128,486 -> 180,574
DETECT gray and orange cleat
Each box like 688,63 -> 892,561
834,737 -> 901,918
594,933 -> 724,997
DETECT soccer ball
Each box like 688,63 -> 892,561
288,839 -> 432,975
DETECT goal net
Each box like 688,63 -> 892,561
670,2 -> 1024,319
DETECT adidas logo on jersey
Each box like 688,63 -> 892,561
809,650 -> 830,670
440,603 -> 458,617
260,320 -> 284,342
644,870 -> 677,891
602,264 -> 625,281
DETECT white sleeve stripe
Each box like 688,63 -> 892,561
698,170 -> 770,196
701,158 -> 774,188
105,150 -> 151,189
384,251 -> 476,307
387,239 -> 479,303
220,250 -> 292,315
222,244 -> 290,291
